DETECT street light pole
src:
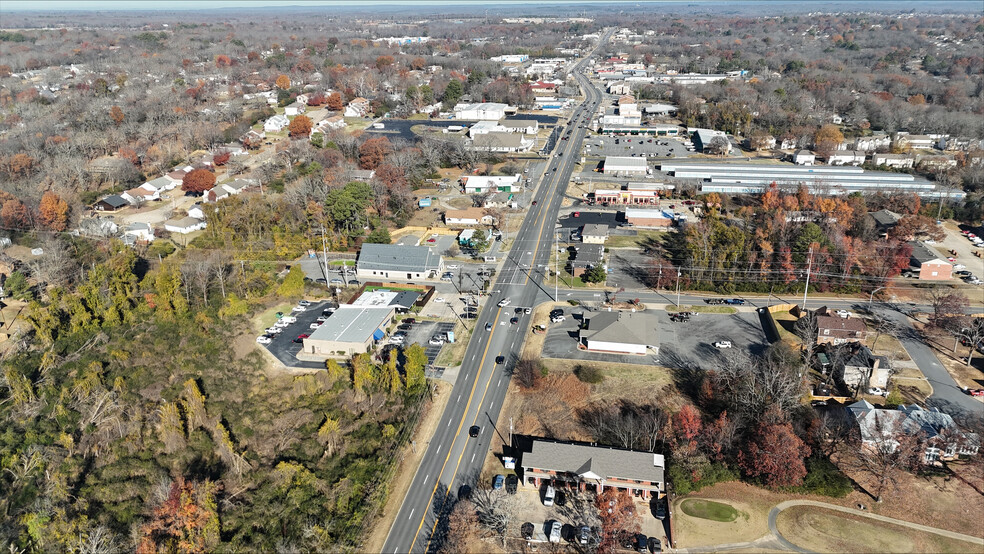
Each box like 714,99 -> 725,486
802,247 -> 813,310
868,286 -> 886,308
675,270 -> 682,309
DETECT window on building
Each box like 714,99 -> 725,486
924,447 -> 940,463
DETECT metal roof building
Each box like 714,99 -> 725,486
302,305 -> 395,357
356,243 -> 444,280
604,156 -> 649,176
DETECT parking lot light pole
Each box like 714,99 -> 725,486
675,270 -> 681,309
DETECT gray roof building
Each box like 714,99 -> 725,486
521,439 -> 665,494
302,305 -> 396,357
356,243 -> 443,279
579,310 -> 659,355
869,209 -> 902,229
909,241 -> 947,265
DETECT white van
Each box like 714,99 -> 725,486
483,256 -> 497,263
543,485 -> 556,506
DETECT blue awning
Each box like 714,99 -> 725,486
373,329 -> 384,341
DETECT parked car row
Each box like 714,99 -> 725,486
705,298 -> 745,305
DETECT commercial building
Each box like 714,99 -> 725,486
603,156 -> 649,177
579,310 -> 659,355
469,132 -> 535,153
872,153 -> 915,169
356,243 -> 444,280
568,244 -> 604,278
453,102 -> 509,120
909,241 -> 952,281
691,128 -> 730,154
521,439 -> 665,499
827,151 -> 866,166
302,305 -> 395,357
623,208 -> 674,229
460,174 -> 522,194
349,289 -> 420,313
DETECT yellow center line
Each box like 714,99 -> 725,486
406,306 -> 502,553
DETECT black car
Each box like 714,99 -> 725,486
468,425 -> 480,438
636,534 -> 649,553
510,317 -> 519,325
704,298 -> 725,305
725,298 -> 746,305
648,537 -> 662,553
495,355 -> 505,364
521,522 -> 535,540
505,474 -> 518,494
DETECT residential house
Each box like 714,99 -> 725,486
313,115 -> 345,134
847,400 -> 979,464
205,178 -> 256,203
355,243 -> 444,280
579,310 -> 660,355
868,209 -> 902,234
77,217 -> 118,237
916,154 -> 957,171
459,174 -> 522,194
521,439 -> 665,499
94,195 -> 128,212
143,176 -> 176,193
240,129 -> 266,148
816,315 -> 868,346
344,97 -> 371,117
469,132 -> 535,153
909,241 -> 952,281
855,133 -> 891,152
580,223 -> 609,244
121,186 -> 159,205
498,119 -> 539,135
444,207 -> 494,226
284,102 -> 307,116
568,243 -> 604,278
827,151 -> 866,166
188,203 -> 206,220
836,343 -> 890,390
349,169 -> 376,182
744,134 -> 776,151
164,216 -> 206,234
457,228 -> 493,247
122,222 -> 155,244
692,128 -> 730,154
793,150 -> 816,165
483,191 -> 517,209
872,153 -> 915,169
895,133 -> 934,150
263,114 -> 290,132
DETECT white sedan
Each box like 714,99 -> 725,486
434,297 -> 446,303
309,322 -> 322,329
256,336 -> 273,344
265,327 -> 283,334
292,305 -> 307,312
713,341 -> 733,349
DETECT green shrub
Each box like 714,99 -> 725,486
573,364 -> 604,384
669,462 -> 737,495
788,456 -> 852,497
567,299 -> 580,306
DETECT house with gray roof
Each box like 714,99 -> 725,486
521,439 -> 665,499
356,243 -> 444,281
579,310 -> 659,355
868,209 -> 902,232
847,401 -> 979,464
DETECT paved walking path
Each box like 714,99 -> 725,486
767,499 -> 984,552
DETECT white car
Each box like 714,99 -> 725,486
524,307 -> 532,314
446,264 -> 460,270
389,335 -> 406,344
297,300 -> 311,307
429,337 -> 445,346
292,305 -> 307,312
265,327 -> 282,334
713,341 -> 733,349
309,322 -> 322,329
551,315 -> 566,323
497,299 -> 511,307
281,316 -> 297,324
953,264 -> 966,270
434,297 -> 446,303
274,319 -> 290,328
835,309 -> 850,318
256,336 -> 272,344
868,387 -> 886,396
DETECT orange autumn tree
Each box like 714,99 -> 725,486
288,114 -> 312,137
38,191 -> 70,231
275,74 -> 291,90
109,105 -> 125,125
137,477 -> 219,554
181,169 -> 217,194
326,91 -> 344,111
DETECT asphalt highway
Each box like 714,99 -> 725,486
381,32 -> 612,554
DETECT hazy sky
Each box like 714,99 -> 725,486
3,0 -> 663,11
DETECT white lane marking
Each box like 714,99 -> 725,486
437,444 -> 442,450
471,453 -> 476,463
497,378 -> 502,386
425,474 -> 429,481
489,401 -> 494,409
447,419 -> 451,427
409,508 -> 415,519
457,394 -> 462,402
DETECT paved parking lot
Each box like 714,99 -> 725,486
262,300 -> 335,370
400,319 -> 455,364
606,248 -> 652,289
583,136 -> 692,159
539,308 -> 768,370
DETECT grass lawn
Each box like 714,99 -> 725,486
666,304 -> 738,314
605,230 -> 666,248
775,505 -> 979,554
344,117 -> 371,130
328,259 -> 355,266
680,499 -> 741,522
435,323 -> 471,367
254,302 -> 295,331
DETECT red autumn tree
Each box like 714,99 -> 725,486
1,199 -> 30,229
215,54 -> 232,67
38,191 -> 70,231
137,477 -> 219,554
275,74 -> 291,90
288,114 -> 313,138
212,151 -> 231,166
307,92 -> 326,106
374,163 -> 407,189
594,489 -> 640,554
118,147 -> 139,165
181,169 -> 216,194
359,137 -> 391,170
109,105 -> 125,125
375,55 -> 395,71
739,408 -> 811,488
2,153 -> 35,177
326,91 -> 344,111
672,404 -> 703,446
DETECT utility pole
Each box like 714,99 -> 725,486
320,225 -> 331,283
802,247 -> 813,310
675,269 -> 682,309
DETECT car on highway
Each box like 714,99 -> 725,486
724,298 -> 745,305
967,389 -> 984,397
713,341 -> 733,349
497,299 -> 511,307
531,200 -> 537,206
704,298 -> 725,305
495,355 -> 505,364
510,317 -> 519,325
469,425 -> 480,438
485,322 -> 493,331
524,307 -> 532,314
256,335 -> 272,344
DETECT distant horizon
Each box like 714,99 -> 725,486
3,0 -> 983,12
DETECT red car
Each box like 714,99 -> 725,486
427,238 -> 437,243
532,200 -> 537,206
970,389 -> 984,397
573,211 -> 580,217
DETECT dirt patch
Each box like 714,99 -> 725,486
775,505 -> 979,553
364,381 -> 453,554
